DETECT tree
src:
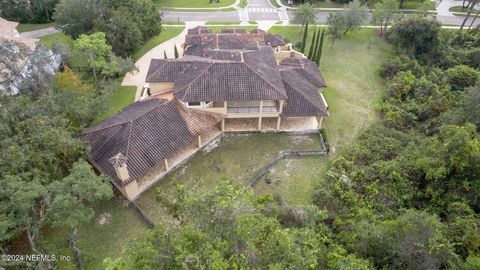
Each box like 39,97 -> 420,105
307,28 -> 317,59
312,27 -> 321,61
73,32 -> 113,81
0,0 -> 58,23
300,21 -> 309,53
463,84 -> 480,127
292,3 -> 317,25
372,0 -> 399,35
47,160 -> 112,269
327,13 -> 347,46
315,29 -> 325,65
388,15 -> 441,56
105,180 -> 331,269
54,0 -> 98,38
105,9 -> 143,56
174,44 -> 179,59
343,0 -> 369,34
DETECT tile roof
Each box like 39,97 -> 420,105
281,69 -> 328,117
187,26 -> 213,35
279,58 -> 327,87
81,98 -> 223,186
184,26 -> 286,50
148,47 -> 288,102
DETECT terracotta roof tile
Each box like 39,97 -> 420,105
81,99 -> 223,186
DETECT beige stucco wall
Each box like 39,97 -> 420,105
119,180 -> 140,200
150,82 -> 174,94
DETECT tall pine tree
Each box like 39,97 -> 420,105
307,27 -> 317,59
300,22 -> 309,53
311,28 -> 321,61
315,29 -> 325,66
174,44 -> 179,59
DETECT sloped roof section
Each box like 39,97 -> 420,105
281,69 -> 328,117
188,26 -> 213,35
279,58 -> 327,87
184,26 -> 286,50
173,62 -> 287,102
81,99 -> 223,186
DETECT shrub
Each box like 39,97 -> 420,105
446,65 -> 479,91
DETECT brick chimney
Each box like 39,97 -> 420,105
109,153 -> 130,182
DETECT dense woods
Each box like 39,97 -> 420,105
106,17 -> 480,269
54,0 -> 162,56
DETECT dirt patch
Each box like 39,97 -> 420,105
97,212 -> 112,225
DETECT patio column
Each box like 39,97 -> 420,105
164,158 -> 169,171
221,119 -> 225,131
279,100 -> 284,114
259,100 -> 264,115
317,116 -> 324,129
258,117 -> 262,130
197,135 -> 202,148
276,117 -> 282,130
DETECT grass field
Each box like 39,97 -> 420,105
205,20 -> 243,25
17,22 -> 54,33
239,0 -> 248,8
136,133 -> 324,222
40,198 -> 150,270
162,21 -> 186,25
94,85 -> 136,123
283,0 -> 435,10
154,0 -> 235,8
268,26 -> 391,152
208,26 -> 258,32
133,27 -> 184,60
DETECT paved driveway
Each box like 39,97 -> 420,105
121,22 -> 203,100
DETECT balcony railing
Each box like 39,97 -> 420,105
227,106 -> 278,114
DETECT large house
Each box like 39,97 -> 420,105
82,27 -> 329,200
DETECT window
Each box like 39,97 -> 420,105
275,47 -> 281,53
188,102 -> 201,107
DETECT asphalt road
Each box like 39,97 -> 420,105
163,9 -> 479,27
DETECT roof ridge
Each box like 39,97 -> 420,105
176,62 -> 215,101
82,120 -> 133,135
244,62 -> 287,99
145,60 -> 168,83
82,100 -> 167,135
283,77 -> 326,113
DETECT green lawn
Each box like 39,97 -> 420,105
239,0 -> 248,8
40,197 -> 150,270
208,26 -> 258,32
270,0 -> 281,8
16,22 -> 55,33
154,0 -> 235,8
94,85 -> 136,124
159,7 -> 236,11
268,26 -> 391,153
136,133 -> 324,222
133,27 -> 185,61
205,20 -> 243,25
162,21 -> 186,25
255,157 -> 329,205
283,0 -> 435,10
449,5 -> 479,16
